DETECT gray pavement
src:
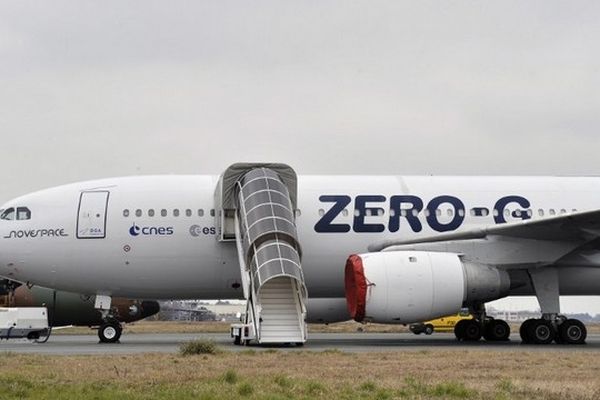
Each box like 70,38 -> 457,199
2,332 -> 600,355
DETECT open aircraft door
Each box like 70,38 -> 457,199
76,191 -> 109,239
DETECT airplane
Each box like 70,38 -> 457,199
0,279 -> 160,342
0,163 -> 598,346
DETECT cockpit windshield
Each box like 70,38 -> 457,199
1,208 -> 15,220
1,207 -> 31,221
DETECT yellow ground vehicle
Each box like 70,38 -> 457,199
409,310 -> 472,335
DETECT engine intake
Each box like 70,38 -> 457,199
345,251 -> 510,324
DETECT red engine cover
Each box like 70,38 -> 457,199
344,254 -> 367,322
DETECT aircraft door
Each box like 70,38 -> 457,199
77,191 -> 109,239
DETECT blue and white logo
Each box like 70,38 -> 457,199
129,223 -> 174,237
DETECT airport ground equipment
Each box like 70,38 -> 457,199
0,307 -> 49,341
409,310 -> 473,335
217,164 -> 307,345
0,281 -> 160,343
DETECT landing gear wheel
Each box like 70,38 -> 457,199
424,324 -> 434,335
454,320 -> 468,340
98,322 -> 122,343
484,319 -> 510,341
527,319 -> 555,345
462,320 -> 482,342
519,319 -> 535,344
558,319 -> 586,345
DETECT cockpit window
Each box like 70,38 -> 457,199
16,207 -> 31,220
1,208 -> 15,220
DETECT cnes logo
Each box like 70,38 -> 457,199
129,223 -> 174,237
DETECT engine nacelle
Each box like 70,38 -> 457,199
345,251 -> 510,324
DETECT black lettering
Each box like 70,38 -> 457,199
314,195 -> 352,233
426,195 -> 465,232
389,195 -> 423,233
494,196 -> 531,224
353,195 -> 386,233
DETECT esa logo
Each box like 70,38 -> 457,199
189,225 -> 217,237
129,223 -> 174,237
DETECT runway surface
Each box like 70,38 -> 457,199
2,332 -> 600,355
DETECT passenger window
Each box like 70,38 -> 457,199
186,209 -> 192,217
447,209 -> 454,217
342,209 -> 349,217
526,209 -> 533,217
436,209 -> 442,217
16,207 -> 31,220
549,209 -> 556,216
210,209 -> 215,217
538,209 -> 544,217
424,209 -> 430,217
198,209 -> 204,217
135,209 -> 142,217
318,209 -> 325,217
560,209 -> 567,214
294,209 -> 302,218
161,209 -> 167,217
504,209 -> 510,218
1,207 -> 15,220
123,209 -> 130,217
173,209 -> 180,217
458,209 -> 465,217
148,209 -> 155,217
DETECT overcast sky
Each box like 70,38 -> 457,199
1,1 -> 599,312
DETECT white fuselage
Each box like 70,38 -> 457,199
1,175 -> 600,299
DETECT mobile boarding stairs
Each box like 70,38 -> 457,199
216,163 -> 307,345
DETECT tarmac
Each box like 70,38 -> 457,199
2,332 -> 600,355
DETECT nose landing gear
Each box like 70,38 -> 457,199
98,319 -> 123,343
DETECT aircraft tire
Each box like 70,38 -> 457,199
454,320 -> 468,340
519,319 -> 535,344
99,322 -> 122,343
558,319 -> 586,345
484,319 -> 510,341
424,324 -> 434,335
462,320 -> 482,342
527,319 -> 555,345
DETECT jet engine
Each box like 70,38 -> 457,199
345,251 -> 510,324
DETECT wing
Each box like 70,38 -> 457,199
369,209 -> 600,252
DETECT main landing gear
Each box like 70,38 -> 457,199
454,305 -> 510,342
519,317 -> 586,345
518,267 -> 587,345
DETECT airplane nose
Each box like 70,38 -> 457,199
141,300 -> 160,318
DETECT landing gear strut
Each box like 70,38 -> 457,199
94,294 -> 122,344
519,267 -> 587,345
